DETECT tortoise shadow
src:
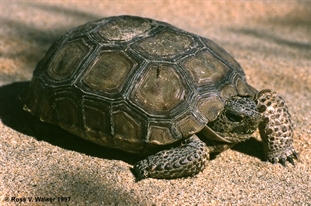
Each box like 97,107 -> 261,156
0,82 -> 144,203
206,137 -> 264,161
0,81 -> 141,165
231,137 -> 265,161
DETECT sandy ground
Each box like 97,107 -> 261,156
0,1 -> 310,205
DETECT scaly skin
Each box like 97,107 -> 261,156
256,89 -> 298,165
134,135 -> 209,179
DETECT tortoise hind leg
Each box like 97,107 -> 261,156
134,135 -> 209,179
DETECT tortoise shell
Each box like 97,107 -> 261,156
21,15 -> 256,154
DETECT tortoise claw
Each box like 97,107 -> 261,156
293,151 -> 299,159
288,156 -> 295,166
271,158 -> 277,164
269,150 -> 299,166
280,158 -> 286,167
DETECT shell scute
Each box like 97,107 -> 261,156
81,51 -> 137,95
46,39 -> 92,83
130,64 -> 186,116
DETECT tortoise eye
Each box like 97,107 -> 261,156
226,111 -> 243,122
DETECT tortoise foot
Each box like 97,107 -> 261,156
134,135 -> 209,179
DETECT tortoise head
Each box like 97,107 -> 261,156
207,96 -> 263,143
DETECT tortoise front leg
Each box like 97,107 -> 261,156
256,89 -> 298,166
134,135 -> 209,179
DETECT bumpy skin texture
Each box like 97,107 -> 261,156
134,135 -> 209,179
256,89 -> 298,165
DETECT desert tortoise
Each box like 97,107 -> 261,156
20,15 -> 298,179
